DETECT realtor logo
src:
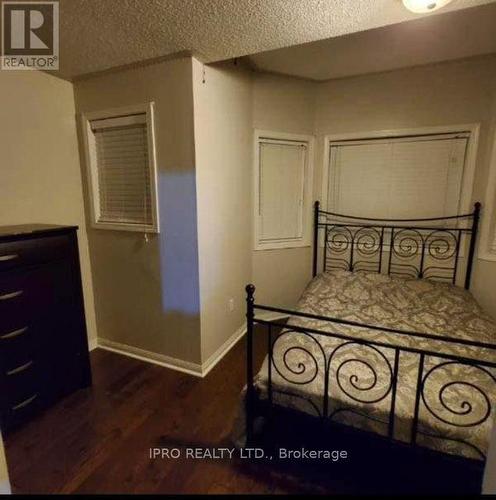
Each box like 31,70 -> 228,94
1,1 -> 59,70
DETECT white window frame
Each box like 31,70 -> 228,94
81,102 -> 160,233
254,130 -> 314,251
479,126 -> 496,262
321,124 -> 479,222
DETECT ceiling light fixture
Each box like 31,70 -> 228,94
402,0 -> 453,13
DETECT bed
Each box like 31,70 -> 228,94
244,201 -> 496,463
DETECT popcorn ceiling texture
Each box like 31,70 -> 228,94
248,2 -> 496,81
59,0 -> 494,79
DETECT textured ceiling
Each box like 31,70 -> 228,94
59,0 -> 495,79
246,2 -> 496,81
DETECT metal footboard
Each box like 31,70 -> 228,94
245,284 -> 496,461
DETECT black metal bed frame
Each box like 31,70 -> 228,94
245,201 -> 496,462
312,201 -> 481,289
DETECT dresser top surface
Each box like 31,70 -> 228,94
0,224 -> 78,240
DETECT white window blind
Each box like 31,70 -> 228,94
86,108 -> 158,232
257,140 -> 307,247
328,134 -> 469,219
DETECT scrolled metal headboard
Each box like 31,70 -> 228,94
312,201 -> 481,290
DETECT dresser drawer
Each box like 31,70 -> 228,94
0,323 -> 39,373
0,265 -> 73,376
0,391 -> 44,433
2,359 -> 43,408
0,265 -> 72,331
0,234 -> 71,271
0,226 -> 91,434
0,271 -> 34,331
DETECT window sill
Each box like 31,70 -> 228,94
92,221 -> 159,233
254,241 -> 311,251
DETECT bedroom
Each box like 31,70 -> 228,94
1,0 -> 496,495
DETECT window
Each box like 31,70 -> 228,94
82,103 -> 159,233
254,131 -> 314,250
326,133 -> 471,220
478,127 -> 496,261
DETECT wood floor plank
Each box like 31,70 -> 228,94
3,332 -> 271,494
2,328 -> 484,494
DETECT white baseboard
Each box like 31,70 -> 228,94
97,338 -> 203,377
88,337 -> 98,352
200,323 -> 246,377
0,480 -> 11,495
94,311 -> 288,379
200,311 -> 289,377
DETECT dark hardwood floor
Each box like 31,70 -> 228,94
3,330 -> 296,494
3,329 -> 485,494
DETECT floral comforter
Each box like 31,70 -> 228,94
254,270 -> 496,460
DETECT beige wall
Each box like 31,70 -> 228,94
251,56 -> 496,317
74,58 -> 202,365
314,55 -> 496,317
7,56 -> 491,376
474,89 -> 496,317
0,70 -> 98,346
192,60 -> 253,362
252,73 -> 317,307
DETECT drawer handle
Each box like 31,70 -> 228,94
0,290 -> 23,301
7,360 -> 33,376
0,326 -> 28,340
12,394 -> 38,411
0,254 -> 18,262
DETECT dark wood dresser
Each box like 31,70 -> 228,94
0,225 -> 92,433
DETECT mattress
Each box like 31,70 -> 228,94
254,270 -> 496,460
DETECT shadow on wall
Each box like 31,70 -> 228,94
84,170 -> 202,364
158,171 -> 201,316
